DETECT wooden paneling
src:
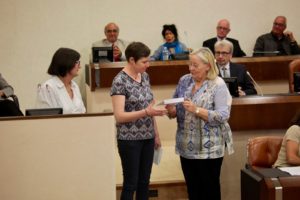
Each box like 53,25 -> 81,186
86,55 -> 300,90
230,94 -> 300,130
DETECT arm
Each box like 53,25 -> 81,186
36,83 -> 59,108
0,74 -> 14,98
111,95 -> 166,123
151,45 -> 163,61
183,81 -> 232,124
253,35 -> 265,56
286,139 -> 300,165
183,99 -> 209,121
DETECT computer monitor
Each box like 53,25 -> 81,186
92,47 -> 113,63
170,52 -> 189,60
25,108 -> 63,116
223,77 -> 239,97
294,72 -> 300,92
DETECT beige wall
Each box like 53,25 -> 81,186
0,114 -> 116,200
1,0 -> 299,112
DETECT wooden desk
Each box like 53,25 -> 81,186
230,94 -> 300,130
241,168 -> 300,200
86,55 -> 300,90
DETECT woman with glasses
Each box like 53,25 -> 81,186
36,48 -> 86,114
166,47 -> 234,200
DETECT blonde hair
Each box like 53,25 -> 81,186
190,47 -> 219,80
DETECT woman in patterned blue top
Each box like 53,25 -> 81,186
111,42 -> 166,200
166,47 -> 234,200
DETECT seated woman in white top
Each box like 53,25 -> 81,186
274,110 -> 300,167
36,48 -> 86,114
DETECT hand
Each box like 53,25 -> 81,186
113,45 -> 122,59
0,90 -> 4,97
187,48 -> 193,53
154,134 -> 161,149
238,86 -> 246,96
145,101 -> 167,117
182,99 -> 197,113
165,104 -> 176,118
284,31 -> 296,42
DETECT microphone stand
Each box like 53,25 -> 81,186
247,71 -> 264,96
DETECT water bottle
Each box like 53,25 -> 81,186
162,47 -> 169,61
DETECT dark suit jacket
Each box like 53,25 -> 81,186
219,62 -> 257,95
203,37 -> 246,57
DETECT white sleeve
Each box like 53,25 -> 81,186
36,84 -> 59,108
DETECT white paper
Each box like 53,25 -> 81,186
156,97 -> 184,106
153,147 -> 163,165
279,166 -> 300,176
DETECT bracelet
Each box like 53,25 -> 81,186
144,109 -> 149,116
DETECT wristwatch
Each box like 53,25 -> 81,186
195,107 -> 200,115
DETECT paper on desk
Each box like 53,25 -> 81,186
156,97 -> 184,106
153,147 -> 163,165
279,166 -> 300,176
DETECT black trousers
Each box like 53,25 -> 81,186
180,156 -> 223,200
117,138 -> 154,200
0,100 -> 23,117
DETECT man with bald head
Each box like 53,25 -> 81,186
203,19 -> 246,57
93,22 -> 129,61
253,16 -> 300,56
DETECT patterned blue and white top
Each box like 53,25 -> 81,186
173,74 -> 234,159
110,71 -> 155,140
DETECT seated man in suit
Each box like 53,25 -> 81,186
215,40 -> 257,96
203,19 -> 246,57
253,16 -> 300,56
92,22 -> 129,61
0,73 -> 23,116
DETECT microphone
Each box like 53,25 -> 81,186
253,51 -> 280,56
246,71 -> 263,96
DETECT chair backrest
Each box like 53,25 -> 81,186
289,59 -> 300,93
247,136 -> 283,168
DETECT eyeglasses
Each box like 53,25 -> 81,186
217,26 -> 230,31
273,22 -> 286,27
188,62 -> 200,68
106,29 -> 118,33
215,51 -> 231,56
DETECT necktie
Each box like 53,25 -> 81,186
222,67 -> 229,78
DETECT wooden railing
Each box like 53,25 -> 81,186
85,55 -> 300,91
230,94 -> 300,130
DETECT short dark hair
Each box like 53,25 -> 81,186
290,110 -> 300,126
47,48 -> 80,77
125,42 -> 150,62
161,24 -> 178,41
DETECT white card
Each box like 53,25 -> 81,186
153,147 -> 163,165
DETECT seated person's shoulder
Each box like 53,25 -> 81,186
227,37 -> 239,43
203,37 -> 216,44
